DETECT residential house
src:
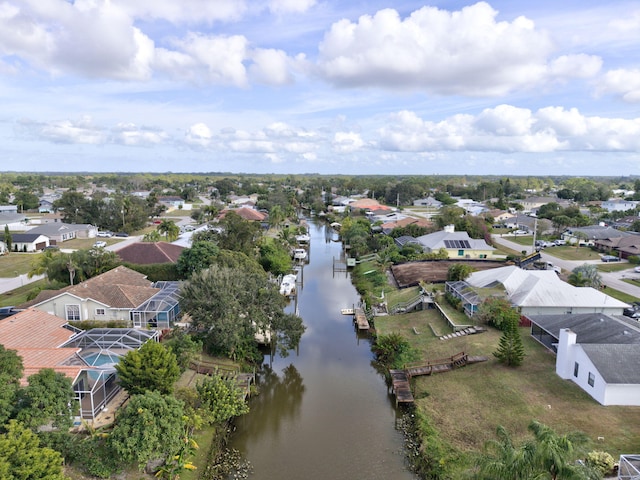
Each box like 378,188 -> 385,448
415,225 -> 495,259
593,231 -> 640,259
20,266 -> 180,329
28,222 -> 98,244
158,196 -> 185,210
349,198 -> 392,212
413,196 -> 442,208
0,205 -> 18,213
486,209 -> 516,226
10,233 -> 50,252
38,199 -> 55,213
520,196 -> 571,215
117,242 -> 185,265
380,216 -> 433,235
0,307 -> 159,420
454,198 -> 488,216
562,225 -> 627,246
0,211 -> 29,230
601,199 -> 638,213
528,313 -> 640,406
219,206 -> 267,222
447,266 -> 628,318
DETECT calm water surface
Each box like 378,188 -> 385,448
227,221 -> 417,480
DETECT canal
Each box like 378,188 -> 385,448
227,220 -> 417,480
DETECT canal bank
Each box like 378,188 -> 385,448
225,220 -> 417,480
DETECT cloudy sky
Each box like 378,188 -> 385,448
1,0 -> 639,175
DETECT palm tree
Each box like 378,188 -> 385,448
475,425 -> 535,480
568,264 -> 601,288
158,220 -> 180,242
269,205 -> 284,230
527,420 -> 595,480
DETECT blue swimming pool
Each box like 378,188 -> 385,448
81,352 -> 121,367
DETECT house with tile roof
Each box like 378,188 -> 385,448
0,308 -> 159,420
219,206 -> 267,222
20,266 -> 180,329
116,241 -> 185,265
527,313 -> 640,405
415,225 -> 495,259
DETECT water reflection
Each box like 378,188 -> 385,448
227,220 -> 416,480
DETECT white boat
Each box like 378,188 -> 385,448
295,233 -> 310,244
293,248 -> 308,261
279,274 -> 297,296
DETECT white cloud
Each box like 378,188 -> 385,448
185,123 -> 213,147
38,116 -> 106,144
378,105 -> 640,153
333,131 -> 365,153
111,123 -> 168,146
317,2 -> 599,96
268,0 -> 316,15
249,48 -> 292,85
596,68 -> 640,102
113,0 -> 247,24
164,33 -> 249,87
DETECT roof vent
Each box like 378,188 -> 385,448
624,330 -> 629,335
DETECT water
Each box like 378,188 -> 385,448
228,221 -> 417,480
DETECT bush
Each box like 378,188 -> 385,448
585,451 -> 615,476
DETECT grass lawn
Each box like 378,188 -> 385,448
0,279 -> 47,307
596,263 -> 632,273
603,285 -> 640,304
375,310 -> 640,467
0,253 -> 37,276
545,246 -> 601,261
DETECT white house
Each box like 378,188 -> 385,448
601,199 -> 638,213
464,266 -> 629,316
528,313 -> 640,406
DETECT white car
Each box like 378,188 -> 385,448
97,231 -> 113,237
634,266 -> 640,273
93,240 -> 107,248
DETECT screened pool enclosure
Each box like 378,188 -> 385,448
61,328 -> 159,420
129,281 -> 181,329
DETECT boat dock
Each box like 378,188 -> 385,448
389,352 -> 488,406
353,308 -> 370,330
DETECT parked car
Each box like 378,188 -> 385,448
97,231 -> 113,237
114,232 -> 129,237
634,265 -> 640,273
513,230 -> 529,235
554,239 -> 566,246
93,241 -> 107,248
601,255 -> 620,262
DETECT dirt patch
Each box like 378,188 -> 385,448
391,260 -> 506,288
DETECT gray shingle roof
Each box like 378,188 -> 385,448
528,313 -> 640,344
580,344 -> 640,384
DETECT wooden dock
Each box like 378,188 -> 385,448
354,308 -> 370,330
388,352 -> 488,405
389,369 -> 414,406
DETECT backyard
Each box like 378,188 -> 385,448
374,308 -> 640,474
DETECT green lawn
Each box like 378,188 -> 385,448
596,262 -> 632,273
544,246 -> 601,261
375,310 -> 640,473
0,279 -> 48,307
602,285 -> 640,304
0,253 -> 37,277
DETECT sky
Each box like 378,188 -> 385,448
1,0 -> 639,176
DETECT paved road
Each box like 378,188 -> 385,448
0,273 -> 45,296
492,234 -> 640,298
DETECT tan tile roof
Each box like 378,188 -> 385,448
22,266 -> 159,309
350,198 -> 390,210
219,207 -> 267,221
0,309 -> 82,385
381,217 -> 433,230
17,348 -> 83,386
0,308 -> 76,348
117,242 -> 184,265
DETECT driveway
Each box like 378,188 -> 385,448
491,234 -> 640,299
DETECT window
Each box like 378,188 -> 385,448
588,372 -> 595,387
573,362 -> 579,378
95,308 -> 105,316
65,304 -> 80,321
458,249 -> 464,256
